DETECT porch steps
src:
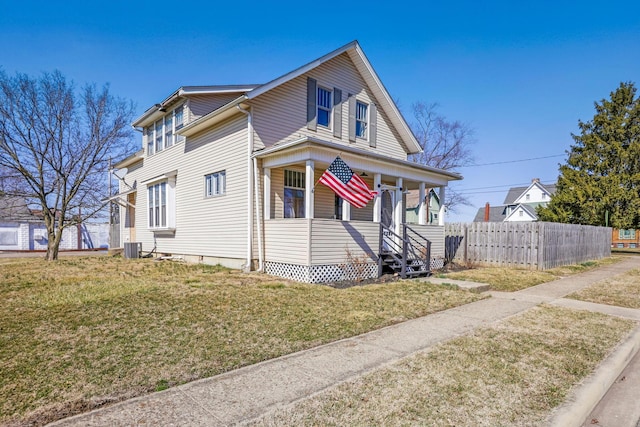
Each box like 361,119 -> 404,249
380,251 -> 430,278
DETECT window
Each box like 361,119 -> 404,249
334,194 -> 343,220
205,170 -> 226,197
619,229 -> 636,240
146,127 -> 154,155
542,193 -> 547,200
356,101 -> 368,138
174,106 -> 185,144
317,87 -> 332,128
148,181 -> 167,228
525,193 -> 530,201
519,209 -> 523,217
146,105 -> 185,155
284,169 -> 305,218
146,173 -> 176,230
155,120 -> 163,153
164,115 -> 173,149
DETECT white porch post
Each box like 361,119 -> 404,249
342,198 -> 351,221
438,186 -> 446,225
395,177 -> 403,238
264,168 -> 271,220
305,160 -> 314,219
373,173 -> 382,223
418,182 -> 426,225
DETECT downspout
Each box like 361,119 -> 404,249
237,105 -> 262,272
253,157 -> 264,272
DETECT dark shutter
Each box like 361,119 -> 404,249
369,103 -> 377,147
348,94 -> 356,142
307,77 -> 317,131
333,88 -> 342,138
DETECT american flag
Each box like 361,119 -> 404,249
318,157 -> 376,208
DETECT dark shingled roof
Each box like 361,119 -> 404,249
0,196 -> 37,222
473,206 -> 507,222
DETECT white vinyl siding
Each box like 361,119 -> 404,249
406,224 -> 445,258
310,219 -> 378,265
264,219 -> 310,264
251,52 -> 408,160
125,113 -> 249,260
187,94 -> 244,122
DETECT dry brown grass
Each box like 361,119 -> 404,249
568,268 -> 640,309
0,256 -> 484,426
250,305 -> 636,427
439,257 -> 621,292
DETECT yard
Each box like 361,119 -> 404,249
0,256 -> 484,426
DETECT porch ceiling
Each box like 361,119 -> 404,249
252,136 -> 462,188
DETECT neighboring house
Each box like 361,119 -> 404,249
405,189 -> 441,225
111,41 -> 462,283
612,229 -> 640,248
0,195 -> 109,250
474,178 -> 556,222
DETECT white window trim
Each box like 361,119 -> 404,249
355,100 -> 368,139
317,86 -> 332,129
144,172 -> 177,232
205,170 -> 226,198
145,104 -> 185,156
284,169 -> 305,219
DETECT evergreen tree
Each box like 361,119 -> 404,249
538,82 -> 640,228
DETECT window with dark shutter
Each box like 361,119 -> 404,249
306,77 -> 317,131
333,88 -> 342,138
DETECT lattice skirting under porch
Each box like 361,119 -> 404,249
265,257 -> 446,283
264,262 -> 378,284
431,257 -> 445,270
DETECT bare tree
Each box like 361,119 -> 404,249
408,102 -> 475,210
0,70 -> 135,260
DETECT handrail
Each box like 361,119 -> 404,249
379,223 -> 432,278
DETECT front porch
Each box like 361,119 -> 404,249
263,218 -> 445,283
252,137 -> 460,283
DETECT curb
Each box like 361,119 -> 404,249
548,324 -> 640,427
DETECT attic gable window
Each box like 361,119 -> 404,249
355,101 -> 368,138
317,87 -> 332,128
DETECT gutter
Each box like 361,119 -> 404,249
236,105 -> 263,273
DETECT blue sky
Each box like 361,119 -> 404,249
2,1 -> 639,221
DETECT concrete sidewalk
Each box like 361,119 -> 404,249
49,256 -> 640,427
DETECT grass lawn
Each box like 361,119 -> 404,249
437,257 -> 621,292
568,268 -> 640,309
0,256 -> 484,426
250,305 -> 637,426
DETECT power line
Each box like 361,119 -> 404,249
455,179 -> 556,193
463,154 -> 565,168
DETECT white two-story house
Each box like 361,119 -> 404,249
111,41 -> 462,283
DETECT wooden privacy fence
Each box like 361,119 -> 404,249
445,222 -> 612,270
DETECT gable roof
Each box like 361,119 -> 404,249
503,181 -> 556,205
245,40 -> 420,153
0,196 -> 37,222
473,205 -> 507,222
132,85 -> 260,128
504,203 -> 538,221
156,41 -> 422,154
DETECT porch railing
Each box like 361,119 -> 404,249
378,223 -> 432,278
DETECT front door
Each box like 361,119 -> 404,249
381,189 -> 395,251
